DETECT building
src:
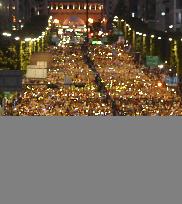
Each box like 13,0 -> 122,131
0,0 -> 10,31
33,0 -> 48,16
137,0 -> 182,32
48,0 -> 103,27
0,0 -> 48,31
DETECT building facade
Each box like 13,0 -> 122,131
137,0 -> 182,32
0,0 -> 10,31
48,0 -> 103,27
0,0 -> 48,31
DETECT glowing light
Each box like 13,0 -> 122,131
169,25 -> 173,29
54,19 -> 59,24
2,32 -> 11,37
15,37 -> 20,41
158,82 -> 162,87
88,18 -> 94,24
169,38 -> 173,41
25,38 -> 31,42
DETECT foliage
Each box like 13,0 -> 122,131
0,45 -> 20,69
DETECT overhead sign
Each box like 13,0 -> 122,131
0,70 -> 23,92
146,56 -> 160,67
165,76 -> 178,87
92,40 -> 102,45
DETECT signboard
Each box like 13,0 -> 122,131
26,68 -> 47,79
165,76 -> 178,87
37,61 -> 47,68
0,70 -> 22,92
26,61 -> 48,79
92,41 -> 102,45
146,56 -> 160,67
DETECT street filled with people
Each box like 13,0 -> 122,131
88,44 -> 182,116
7,45 -> 113,116
2,37 -> 182,116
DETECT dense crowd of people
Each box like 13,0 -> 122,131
89,44 -> 182,116
7,45 -> 112,116
2,39 -> 182,116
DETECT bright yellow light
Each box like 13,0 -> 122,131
158,82 -> 162,87
54,19 -> 59,24
25,38 -> 31,42
15,37 -> 20,41
88,18 -> 94,24
169,38 -> 172,41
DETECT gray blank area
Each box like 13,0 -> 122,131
0,118 -> 181,204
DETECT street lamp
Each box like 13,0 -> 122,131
2,32 -> 12,37
161,12 -> 166,16
113,16 -> 119,22
15,37 -> 20,41
169,38 -> 173,42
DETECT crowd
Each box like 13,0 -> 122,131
3,40 -> 182,116
89,44 -> 182,116
7,45 -> 112,116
